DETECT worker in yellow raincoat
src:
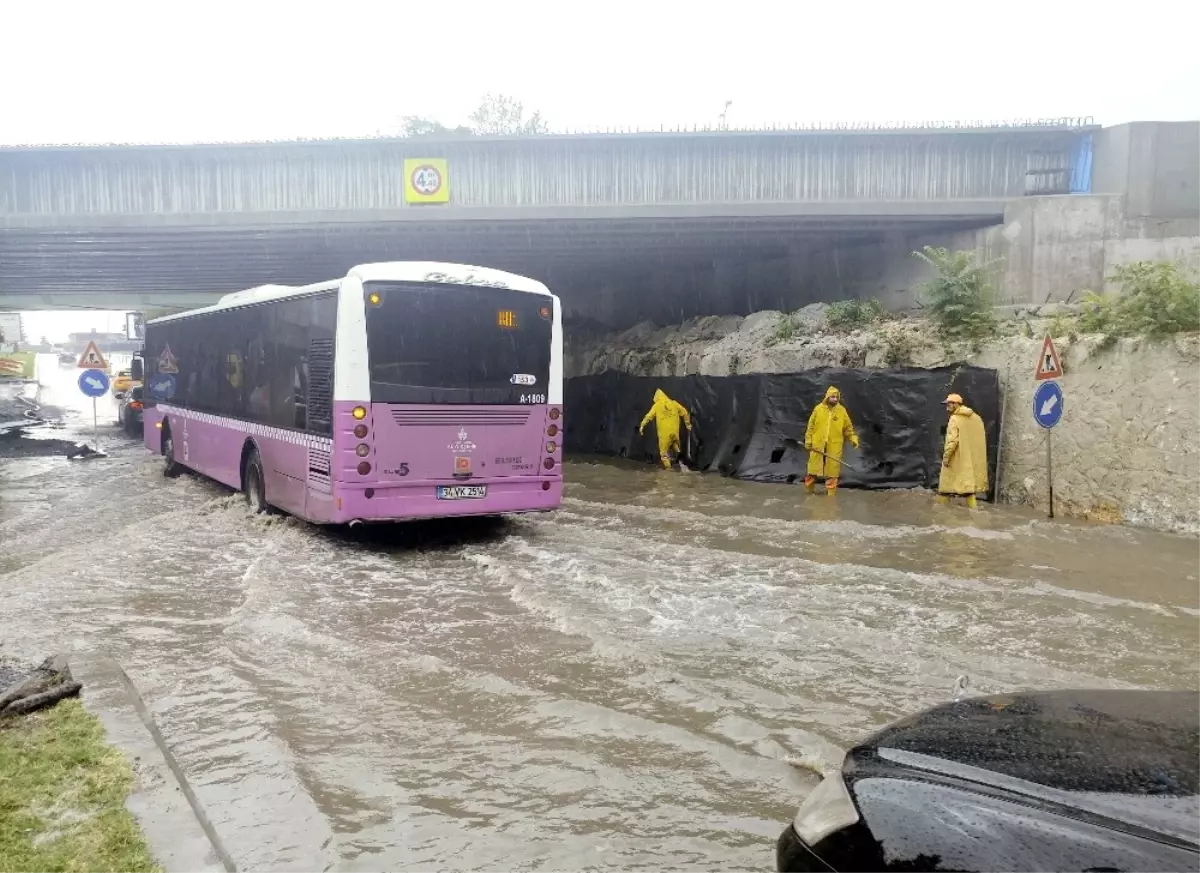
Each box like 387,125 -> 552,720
639,389 -> 692,469
804,386 -> 859,494
938,393 -> 988,508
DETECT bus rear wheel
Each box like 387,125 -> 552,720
162,426 -> 181,478
244,448 -> 269,514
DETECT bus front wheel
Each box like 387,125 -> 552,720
244,448 -> 269,514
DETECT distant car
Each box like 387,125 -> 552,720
117,386 -> 144,435
777,689 -> 1199,872
111,370 -> 139,397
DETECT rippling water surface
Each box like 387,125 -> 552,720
2,361 -> 1196,871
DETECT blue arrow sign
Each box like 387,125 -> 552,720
77,368 -> 110,398
149,373 -> 176,400
1033,380 -> 1064,429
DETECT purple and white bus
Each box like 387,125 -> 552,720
141,262 -> 563,523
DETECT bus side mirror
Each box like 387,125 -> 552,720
131,358 -> 144,381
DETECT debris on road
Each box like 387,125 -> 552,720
67,442 -> 108,460
0,654 -> 82,718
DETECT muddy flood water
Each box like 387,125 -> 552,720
2,361 -> 1198,871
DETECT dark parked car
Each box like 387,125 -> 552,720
777,690 -> 1199,872
117,386 -> 144,436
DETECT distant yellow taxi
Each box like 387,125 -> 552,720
111,370 -> 140,396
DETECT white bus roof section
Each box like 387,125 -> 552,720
147,280 -> 340,324
349,262 -> 551,296
147,262 -> 550,325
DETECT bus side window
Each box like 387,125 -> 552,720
293,361 -> 308,431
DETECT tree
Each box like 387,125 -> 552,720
912,246 -> 1000,341
467,93 -> 549,135
398,116 -> 473,138
397,94 -> 549,138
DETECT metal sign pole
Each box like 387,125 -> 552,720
1046,430 -> 1054,519
93,398 -> 99,450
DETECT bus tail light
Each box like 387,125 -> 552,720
130,401 -> 143,410
353,424 -> 368,439
546,424 -> 558,437
355,444 -> 370,457
357,461 -> 371,475
545,441 -> 556,453
352,406 -> 367,420
548,407 -> 561,421
543,457 -> 555,470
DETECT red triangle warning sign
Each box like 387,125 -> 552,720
1034,334 -> 1063,381
157,344 -> 179,374
76,340 -> 108,370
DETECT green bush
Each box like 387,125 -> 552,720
1046,312 -> 1077,339
913,246 -> 999,341
767,313 -> 801,346
826,298 -> 885,331
1079,260 -> 1200,339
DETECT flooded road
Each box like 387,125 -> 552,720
2,360 -> 1198,871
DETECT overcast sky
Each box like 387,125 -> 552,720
2,0 -> 1197,147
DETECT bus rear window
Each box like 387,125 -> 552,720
364,282 -> 552,405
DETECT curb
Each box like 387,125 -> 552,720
68,654 -> 236,873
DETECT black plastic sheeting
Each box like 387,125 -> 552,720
564,367 -> 1001,497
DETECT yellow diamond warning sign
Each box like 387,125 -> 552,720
76,340 -> 108,370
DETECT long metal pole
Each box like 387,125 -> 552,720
1046,430 -> 1054,519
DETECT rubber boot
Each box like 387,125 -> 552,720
966,495 -> 978,509
935,494 -> 950,505
825,477 -> 838,496
804,475 -> 816,494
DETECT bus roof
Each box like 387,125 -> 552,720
350,262 -> 551,296
147,262 -> 551,325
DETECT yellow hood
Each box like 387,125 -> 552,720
823,386 -> 840,402
653,389 -> 668,404
954,405 -> 976,417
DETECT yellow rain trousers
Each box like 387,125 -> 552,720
939,405 -> 989,497
804,386 -> 858,491
639,389 -> 693,469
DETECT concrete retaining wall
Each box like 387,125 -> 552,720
1094,121 -> 1200,219
562,192 -> 1199,331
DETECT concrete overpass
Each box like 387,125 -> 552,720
6,118 -> 1192,327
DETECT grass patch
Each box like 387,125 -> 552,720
767,312 -> 802,346
0,698 -> 159,873
826,298 -> 885,331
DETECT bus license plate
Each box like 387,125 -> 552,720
436,485 -> 488,500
